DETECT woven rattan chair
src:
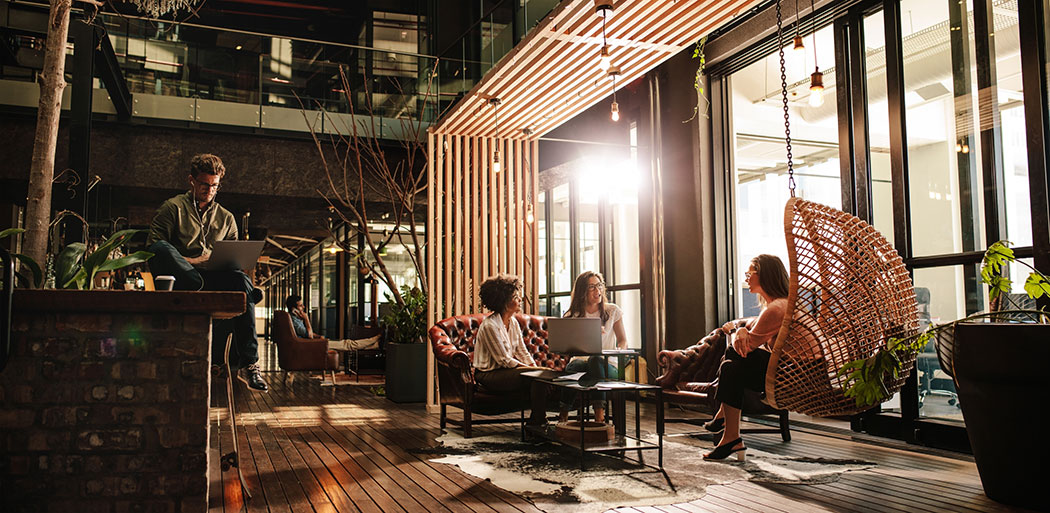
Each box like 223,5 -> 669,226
764,198 -> 920,417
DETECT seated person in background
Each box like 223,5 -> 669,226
286,294 -> 323,340
473,273 -> 555,426
146,153 -> 267,392
559,271 -> 628,424
702,254 -> 789,461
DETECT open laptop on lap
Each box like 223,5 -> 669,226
546,317 -> 603,355
200,240 -> 265,271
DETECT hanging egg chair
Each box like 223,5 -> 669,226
759,1 -> 920,417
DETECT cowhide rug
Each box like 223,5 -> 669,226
418,431 -> 874,513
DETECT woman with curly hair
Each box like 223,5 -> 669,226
474,273 -> 552,425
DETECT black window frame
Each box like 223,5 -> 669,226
706,0 -> 1050,452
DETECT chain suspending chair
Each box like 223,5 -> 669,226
760,1 -> 920,417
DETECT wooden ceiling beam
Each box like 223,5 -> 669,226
433,0 -> 760,138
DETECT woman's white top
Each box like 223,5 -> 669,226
579,302 -> 624,350
473,313 -> 536,372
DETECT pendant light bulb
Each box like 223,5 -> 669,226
492,149 -> 502,173
808,68 -> 825,108
599,45 -> 611,72
792,34 -> 805,53
610,100 -> 620,122
526,204 -> 535,224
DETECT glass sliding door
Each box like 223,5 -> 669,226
729,22 -> 841,317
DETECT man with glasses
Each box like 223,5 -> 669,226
147,154 -> 268,392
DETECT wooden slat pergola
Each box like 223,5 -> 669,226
425,0 -> 761,408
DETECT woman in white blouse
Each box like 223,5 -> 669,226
559,271 -> 629,423
473,274 -> 551,425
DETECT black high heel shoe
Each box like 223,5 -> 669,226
703,438 -> 746,461
703,417 -> 725,433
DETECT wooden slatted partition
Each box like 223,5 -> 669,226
426,132 -> 541,408
424,0 -> 760,409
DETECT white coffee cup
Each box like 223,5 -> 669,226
155,275 -> 176,291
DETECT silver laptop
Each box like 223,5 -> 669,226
547,317 -> 603,355
201,240 -> 265,271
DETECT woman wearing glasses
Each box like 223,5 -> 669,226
558,271 -> 629,423
702,254 -> 790,461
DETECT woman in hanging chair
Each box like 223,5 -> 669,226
702,254 -> 790,461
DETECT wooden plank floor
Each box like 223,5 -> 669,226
209,344 -> 1028,513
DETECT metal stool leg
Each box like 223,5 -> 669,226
219,333 -> 252,500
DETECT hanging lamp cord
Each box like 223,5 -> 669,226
776,0 -> 796,196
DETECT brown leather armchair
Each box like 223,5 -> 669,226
272,310 -> 339,384
655,327 -> 791,441
430,313 -> 567,438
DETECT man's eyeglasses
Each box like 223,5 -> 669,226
193,177 -> 221,190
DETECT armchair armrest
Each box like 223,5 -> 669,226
654,329 -> 727,388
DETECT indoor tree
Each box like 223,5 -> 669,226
303,63 -> 439,306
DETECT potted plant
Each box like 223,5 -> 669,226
381,285 -> 427,403
839,240 -> 1047,509
0,225 -> 152,289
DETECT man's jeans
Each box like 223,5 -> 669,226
148,241 -> 259,369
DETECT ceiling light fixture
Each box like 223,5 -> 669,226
808,0 -> 824,107
792,0 -> 804,54
127,0 -> 199,17
594,0 -> 614,19
489,98 -> 502,173
597,1 -> 613,72
608,66 -> 621,122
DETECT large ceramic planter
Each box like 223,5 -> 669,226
954,322 -> 1049,510
385,341 -> 426,403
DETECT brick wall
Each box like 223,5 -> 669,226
1,308 -> 213,513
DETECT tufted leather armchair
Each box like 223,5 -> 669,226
655,327 -> 791,441
272,311 -> 339,383
430,313 -> 567,437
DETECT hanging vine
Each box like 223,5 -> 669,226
684,36 -> 708,123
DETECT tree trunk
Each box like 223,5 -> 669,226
24,0 -> 73,267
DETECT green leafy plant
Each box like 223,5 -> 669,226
684,36 -> 708,123
981,240 -> 1050,306
0,228 -> 43,288
838,240 -> 1048,408
379,285 -> 427,344
53,229 -> 154,290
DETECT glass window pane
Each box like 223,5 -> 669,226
992,1 -> 1031,247
911,265 -> 978,422
577,182 -> 600,278
609,289 -> 642,350
551,184 -> 572,293
550,295 -> 571,318
537,191 -> 548,296
865,11 -> 895,245
730,22 -> 841,315
901,0 -> 987,256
